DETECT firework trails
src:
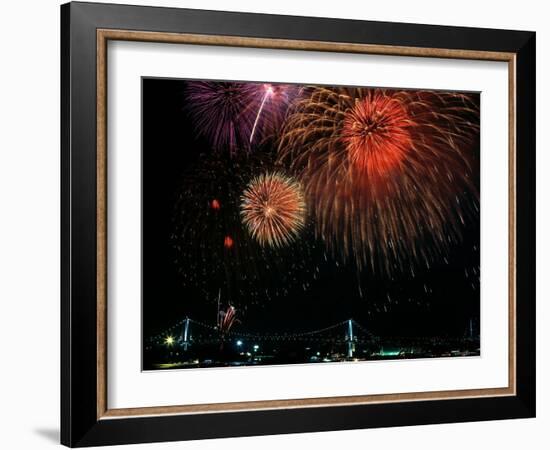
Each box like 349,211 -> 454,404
240,172 -> 306,248
278,87 -> 479,275
186,81 -> 301,154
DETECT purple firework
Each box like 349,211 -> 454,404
185,81 -> 301,154
248,83 -> 302,145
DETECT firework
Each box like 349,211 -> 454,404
278,87 -> 479,276
185,81 -> 255,154
342,92 -> 412,177
240,172 -> 306,248
185,81 -> 301,154
248,83 -> 301,144
218,305 -> 239,335
172,153 -> 316,308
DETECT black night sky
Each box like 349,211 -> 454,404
142,78 -> 480,346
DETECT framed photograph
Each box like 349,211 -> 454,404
61,2 -> 536,447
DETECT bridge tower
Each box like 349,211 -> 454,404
346,319 -> 355,358
182,317 -> 190,351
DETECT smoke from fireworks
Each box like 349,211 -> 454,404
185,81 -> 301,155
240,172 -> 306,248
278,87 -> 479,276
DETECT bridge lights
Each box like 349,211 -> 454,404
236,340 -> 243,347
164,335 -> 175,346
253,344 -> 259,352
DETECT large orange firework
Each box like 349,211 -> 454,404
240,172 -> 306,248
278,87 -> 479,276
342,92 -> 412,177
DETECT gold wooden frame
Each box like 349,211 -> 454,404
96,29 -> 517,420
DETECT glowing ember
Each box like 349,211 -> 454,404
224,235 -> 234,249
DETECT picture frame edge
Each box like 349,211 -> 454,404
60,2 -> 536,447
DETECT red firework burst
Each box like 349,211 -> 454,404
342,93 -> 412,178
219,305 -> 239,334
240,172 -> 306,248
278,86 -> 479,275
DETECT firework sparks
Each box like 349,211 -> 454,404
249,84 -> 274,144
248,83 -> 302,145
240,172 -> 306,248
185,81 -> 301,154
342,92 -> 412,177
172,153 -> 316,308
278,87 -> 479,276
185,81 -> 255,154
219,305 -> 239,334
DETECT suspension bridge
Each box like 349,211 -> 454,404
147,317 -> 377,359
144,316 -> 480,369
